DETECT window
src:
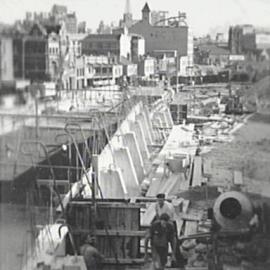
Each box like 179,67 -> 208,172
102,67 -> 107,74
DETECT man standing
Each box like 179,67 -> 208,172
155,193 -> 175,221
145,213 -> 177,270
80,235 -> 104,270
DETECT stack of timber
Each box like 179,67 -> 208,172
66,200 -> 145,265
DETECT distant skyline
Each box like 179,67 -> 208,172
1,0 -> 270,36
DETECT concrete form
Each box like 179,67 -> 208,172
99,168 -> 128,198
113,147 -> 140,196
122,132 -> 145,183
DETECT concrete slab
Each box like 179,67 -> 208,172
142,107 -> 156,142
99,168 -> 127,198
136,113 -> 153,146
233,170 -> 243,185
122,133 -> 145,183
113,147 -> 140,197
130,121 -> 150,162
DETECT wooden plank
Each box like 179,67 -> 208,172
146,178 -> 162,197
69,201 -> 141,208
104,258 -> 144,264
36,179 -> 70,185
141,203 -> 156,227
233,170 -> 243,185
182,213 -> 201,222
203,159 -> 212,177
185,267 -> 208,270
72,229 -> 145,237
159,174 -> 182,196
184,221 -> 198,236
175,217 -> 184,237
182,200 -> 190,214
192,156 -> 202,187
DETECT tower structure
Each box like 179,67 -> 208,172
122,0 -> 133,28
142,3 -> 150,23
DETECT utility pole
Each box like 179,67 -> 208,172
176,51 -> 179,92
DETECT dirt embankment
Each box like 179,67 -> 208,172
203,113 -> 270,194
242,76 -> 270,114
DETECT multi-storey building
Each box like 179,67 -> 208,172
228,25 -> 256,55
24,23 -> 49,81
81,30 -> 132,60
51,4 -> 68,22
130,3 -> 193,77
65,13 -> 77,34
63,55 -> 124,90
0,36 -> 14,83
131,34 -> 145,62
138,56 -> 155,78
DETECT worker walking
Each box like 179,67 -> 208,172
145,213 -> 177,270
80,235 -> 104,270
154,193 -> 186,268
155,193 -> 175,221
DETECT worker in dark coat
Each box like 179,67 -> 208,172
80,235 -> 104,270
145,213 -> 177,270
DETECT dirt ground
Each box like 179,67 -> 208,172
203,113 -> 270,196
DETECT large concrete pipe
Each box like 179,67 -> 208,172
213,191 -> 254,231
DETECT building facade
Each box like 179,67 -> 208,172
51,4 -> 68,22
228,25 -> 256,55
256,31 -> 270,50
62,55 -> 124,90
81,31 -> 131,60
65,13 -> 77,34
130,3 -> 193,77
1,24 -> 49,83
130,3 -> 189,57
48,32 -> 60,81
0,36 -> 14,82
131,34 -> 145,62
24,24 -> 49,81
138,56 -> 155,78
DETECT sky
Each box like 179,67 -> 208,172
1,0 -> 270,36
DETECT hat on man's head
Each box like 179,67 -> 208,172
156,193 -> 165,199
